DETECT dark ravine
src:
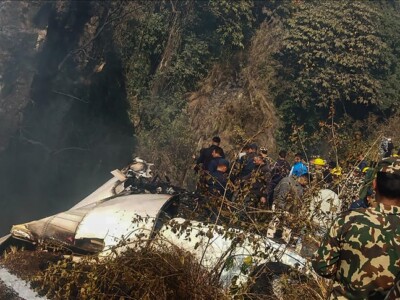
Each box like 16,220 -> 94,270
0,1 -> 134,234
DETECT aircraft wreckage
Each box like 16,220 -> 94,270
0,158 -> 341,289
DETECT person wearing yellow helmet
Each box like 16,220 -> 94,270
331,167 -> 342,176
357,153 -> 368,172
310,157 -> 327,184
392,147 -> 399,157
362,167 -> 370,173
322,161 -> 342,193
314,157 -> 325,166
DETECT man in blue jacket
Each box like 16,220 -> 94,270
289,152 -> 308,177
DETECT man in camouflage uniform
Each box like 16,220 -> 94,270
312,157 -> 400,299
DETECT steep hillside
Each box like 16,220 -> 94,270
188,19 -> 283,157
0,0 -> 399,233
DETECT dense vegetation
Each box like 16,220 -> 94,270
96,0 -> 400,184
277,1 -> 397,136
1,0 -> 399,236
2,2 -> 400,299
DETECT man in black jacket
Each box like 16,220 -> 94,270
208,160 -> 231,198
238,143 -> 258,179
194,136 -> 225,172
239,154 -> 272,212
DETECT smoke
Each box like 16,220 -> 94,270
0,1 -> 135,234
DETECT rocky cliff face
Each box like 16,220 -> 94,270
0,1 -> 134,234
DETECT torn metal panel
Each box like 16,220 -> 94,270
10,193 -> 173,253
70,177 -> 120,210
2,159 -> 343,293
309,189 -> 341,230
74,194 -> 172,253
158,218 -> 307,287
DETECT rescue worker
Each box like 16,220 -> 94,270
242,154 -> 271,206
349,188 -> 374,210
331,164 -> 342,178
358,162 -> 377,201
259,147 -> 274,168
207,146 -> 227,173
208,160 -> 231,198
273,173 -> 311,213
269,173 -> 311,241
194,137 -> 225,192
238,143 -> 258,179
267,150 -> 291,207
289,152 -> 308,177
380,137 -> 394,158
329,163 -> 343,192
194,136 -> 225,172
311,157 -> 326,183
386,138 -> 394,158
357,153 -> 368,172
312,157 -> 400,299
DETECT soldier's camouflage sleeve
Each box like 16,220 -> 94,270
312,204 -> 400,299
312,216 -> 343,278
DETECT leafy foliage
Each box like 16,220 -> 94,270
109,0 -> 400,177
109,0 -> 266,185
208,0 -> 255,49
275,0 -> 396,142
375,1 -> 400,111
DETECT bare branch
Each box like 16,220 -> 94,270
18,134 -> 52,153
18,130 -> 90,155
57,1 -> 140,70
52,90 -> 89,104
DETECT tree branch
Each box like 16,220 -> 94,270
52,90 -> 89,103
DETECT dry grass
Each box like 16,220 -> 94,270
0,245 -> 331,300
0,248 -> 63,300
276,273 -> 330,300
32,243 -> 228,300
1,248 -> 63,281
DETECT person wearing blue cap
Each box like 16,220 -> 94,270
289,152 -> 308,177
